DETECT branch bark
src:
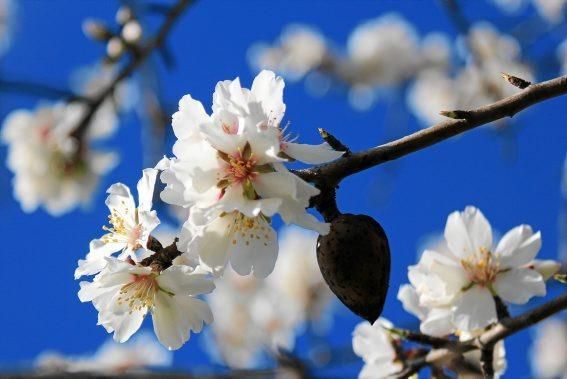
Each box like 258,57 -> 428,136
296,75 -> 567,191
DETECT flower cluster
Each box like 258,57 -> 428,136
76,170 -> 215,350
158,70 -> 342,278
76,71 -> 340,351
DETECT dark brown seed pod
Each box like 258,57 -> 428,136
317,213 -> 390,323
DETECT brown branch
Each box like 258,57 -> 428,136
393,292 -> 567,378
296,75 -> 567,198
69,0 -> 195,143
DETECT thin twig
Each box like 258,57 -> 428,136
295,75 -> 567,202
69,0 -> 195,143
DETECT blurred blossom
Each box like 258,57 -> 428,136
249,25 -> 328,81
0,0 -> 14,56
35,332 -> 172,374
267,226 -> 334,329
206,268 -> 300,367
352,318 -> 403,379
532,0 -> 567,23
407,69 -> 459,125
249,15 -> 451,112
490,0 -> 566,22
530,318 -> 567,378
1,102 -> 117,215
206,226 -> 332,368
346,13 -> 420,87
409,23 -> 533,127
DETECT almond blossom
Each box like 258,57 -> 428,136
78,257 -> 214,350
352,318 -> 403,379
75,169 -> 160,279
1,102 -> 117,215
407,206 -> 549,332
159,70 -> 342,277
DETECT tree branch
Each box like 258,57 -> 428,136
394,292 -> 567,378
69,0 -> 195,142
296,75 -> 567,192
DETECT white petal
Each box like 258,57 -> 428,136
444,210 -> 475,259
445,207 -> 492,258
253,172 -> 298,200
352,320 -> 395,363
137,168 -> 158,212
495,226 -> 541,268
189,217 -> 231,276
493,268 -> 546,304
284,142 -> 344,164
397,284 -> 427,320
172,94 -> 210,140
250,70 -> 286,125
152,293 -> 213,350
453,286 -> 497,331
229,218 -> 278,278
420,308 -> 455,337
158,265 -> 215,296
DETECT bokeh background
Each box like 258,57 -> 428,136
0,0 -> 566,377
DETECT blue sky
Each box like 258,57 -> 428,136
0,0 -> 566,377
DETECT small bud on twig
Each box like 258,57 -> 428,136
318,128 -> 351,155
122,20 -> 143,43
107,37 -> 125,60
82,19 -> 113,41
501,72 -> 531,89
439,110 -> 472,120
116,6 -> 135,25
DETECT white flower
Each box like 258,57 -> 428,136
75,169 -> 160,279
346,13 -> 419,87
160,70 -> 342,277
408,206 -> 547,332
1,103 -> 117,215
249,25 -> 327,81
35,331 -> 172,374
78,257 -> 214,350
531,318 -> 567,378
352,318 -> 403,379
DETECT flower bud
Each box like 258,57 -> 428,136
116,6 -> 134,25
122,20 -> 142,43
316,214 -> 390,323
82,19 -> 112,41
106,37 -> 125,60
528,259 -> 561,281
